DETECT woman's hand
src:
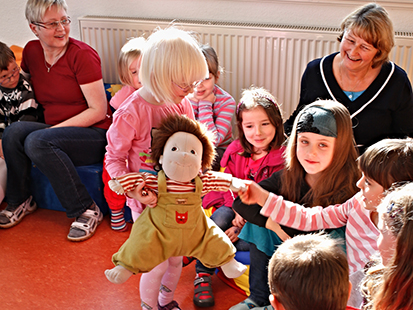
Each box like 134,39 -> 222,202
238,181 -> 269,206
127,181 -> 157,207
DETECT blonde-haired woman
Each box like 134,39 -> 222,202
0,0 -> 112,242
285,3 -> 413,154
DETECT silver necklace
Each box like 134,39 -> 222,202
44,49 -> 65,73
339,62 -> 369,99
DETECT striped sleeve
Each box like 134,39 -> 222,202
200,171 -> 233,195
261,192 -> 353,230
197,86 -> 236,147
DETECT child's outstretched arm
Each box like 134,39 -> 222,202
261,192 -> 356,231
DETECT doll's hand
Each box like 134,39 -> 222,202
238,181 -> 269,206
127,182 -> 158,207
225,226 -> 240,243
232,212 -> 246,228
230,178 -> 250,192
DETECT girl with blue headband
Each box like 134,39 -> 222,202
230,99 -> 360,310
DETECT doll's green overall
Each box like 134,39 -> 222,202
112,171 -> 236,274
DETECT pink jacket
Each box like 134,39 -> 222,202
202,140 -> 285,209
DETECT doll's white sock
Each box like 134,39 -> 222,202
140,260 -> 169,309
221,258 -> 247,278
104,265 -> 133,284
158,257 -> 183,307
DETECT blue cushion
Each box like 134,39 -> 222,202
30,163 -> 109,215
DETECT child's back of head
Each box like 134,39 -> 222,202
117,37 -> 146,88
358,137 -> 413,189
268,233 -> 350,310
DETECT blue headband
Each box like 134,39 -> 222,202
296,106 -> 337,138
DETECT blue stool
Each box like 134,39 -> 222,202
30,162 -> 109,215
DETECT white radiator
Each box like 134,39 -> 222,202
79,16 -> 413,118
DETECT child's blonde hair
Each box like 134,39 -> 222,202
281,99 -> 360,206
117,37 -> 146,86
364,183 -> 413,310
236,86 -> 284,157
140,26 -> 208,104
268,233 -> 349,310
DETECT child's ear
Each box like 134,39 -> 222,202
159,155 -> 163,165
348,281 -> 353,302
269,293 -> 284,310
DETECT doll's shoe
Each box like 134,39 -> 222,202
158,300 -> 181,310
229,298 -> 259,310
67,203 -> 103,242
0,196 -> 37,229
193,273 -> 215,307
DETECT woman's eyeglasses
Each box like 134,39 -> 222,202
32,17 -> 71,30
0,65 -> 20,86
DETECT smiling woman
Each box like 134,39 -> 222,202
0,0 -> 112,242
284,2 -> 413,154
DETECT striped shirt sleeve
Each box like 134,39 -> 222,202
261,192 -> 352,230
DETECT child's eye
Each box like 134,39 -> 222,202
319,143 -> 327,148
171,147 -> 177,151
190,150 -> 196,154
262,122 -> 270,126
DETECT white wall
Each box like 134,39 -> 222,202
2,0 -> 413,48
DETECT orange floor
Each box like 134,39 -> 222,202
0,207 -> 246,310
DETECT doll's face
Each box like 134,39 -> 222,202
160,131 -> 203,182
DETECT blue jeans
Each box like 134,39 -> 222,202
248,242 -> 271,306
3,122 -> 107,218
195,206 -> 250,274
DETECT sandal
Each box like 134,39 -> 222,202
158,300 -> 181,310
193,273 -> 215,307
67,203 -> 103,242
0,196 -> 37,229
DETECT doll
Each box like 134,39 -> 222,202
105,114 -> 248,284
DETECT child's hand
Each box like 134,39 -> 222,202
238,181 -> 269,207
225,226 -> 240,243
203,92 -> 216,104
127,182 -> 157,207
232,212 -> 246,228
